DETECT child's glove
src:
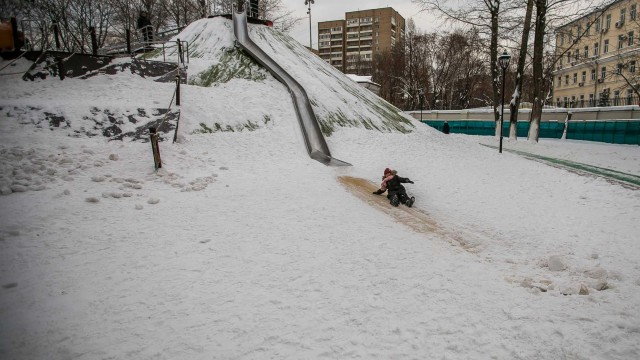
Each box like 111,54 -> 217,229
372,189 -> 383,195
407,179 -> 414,184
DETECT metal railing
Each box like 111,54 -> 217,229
551,95 -> 639,108
161,39 -> 189,65
98,25 -> 186,57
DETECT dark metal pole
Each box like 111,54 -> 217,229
175,75 -> 181,106
306,1 -> 313,49
499,67 -> 506,154
177,38 -> 183,64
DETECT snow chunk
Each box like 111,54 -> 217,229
548,255 -> 567,271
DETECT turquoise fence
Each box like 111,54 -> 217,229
422,120 -> 640,145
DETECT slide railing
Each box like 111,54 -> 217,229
232,10 -> 350,166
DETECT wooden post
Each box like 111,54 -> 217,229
149,127 -> 162,169
173,112 -> 180,143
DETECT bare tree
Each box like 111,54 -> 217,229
403,19 -> 431,110
415,0 -> 521,137
20,0 -> 114,53
208,0 -> 303,32
507,0 -> 534,140
528,0 -> 612,142
372,42 -> 406,108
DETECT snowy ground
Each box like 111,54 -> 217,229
1,17 -> 640,360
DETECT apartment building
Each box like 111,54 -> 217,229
553,0 -> 640,107
318,7 -> 405,75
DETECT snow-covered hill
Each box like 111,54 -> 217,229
164,17 -> 414,135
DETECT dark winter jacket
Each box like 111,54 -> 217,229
385,175 -> 412,193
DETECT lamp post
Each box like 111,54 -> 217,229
418,89 -> 424,121
305,0 -> 314,49
498,50 -> 511,154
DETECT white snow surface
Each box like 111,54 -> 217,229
1,17 -> 640,360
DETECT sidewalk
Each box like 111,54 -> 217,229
480,142 -> 640,189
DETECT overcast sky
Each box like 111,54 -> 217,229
279,0 -> 441,48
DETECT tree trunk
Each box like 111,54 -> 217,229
528,0 -> 547,143
509,0 -> 533,140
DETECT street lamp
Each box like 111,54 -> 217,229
305,0 -> 314,49
498,50 -> 511,154
418,89 -> 424,121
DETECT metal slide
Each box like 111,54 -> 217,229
232,10 -> 350,166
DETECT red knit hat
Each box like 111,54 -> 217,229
384,168 -> 391,175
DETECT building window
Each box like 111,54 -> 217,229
591,69 -> 596,80
618,35 -> 625,49
627,89 -> 634,105
617,63 -> 624,74
594,42 -> 599,56
577,25 -> 582,36
584,46 -> 589,58
631,60 -> 636,72
629,31 -> 634,46
567,51 -> 571,62
606,14 -> 611,29
582,71 -> 587,82
589,93 -> 595,106
573,73 -> 578,83
601,67 -> 607,79
558,76 -> 562,87
595,17 -> 601,32
604,39 -> 609,53
614,90 -> 620,105
565,75 -> 569,85
621,8 -> 626,24
632,4 -> 637,20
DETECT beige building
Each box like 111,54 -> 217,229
318,7 -> 405,75
553,0 -> 640,107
